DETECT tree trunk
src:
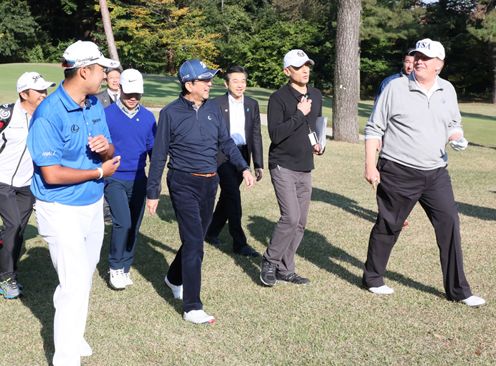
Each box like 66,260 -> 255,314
492,42 -> 496,104
99,0 -> 120,63
332,0 -> 361,143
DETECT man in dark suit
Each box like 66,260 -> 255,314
205,65 -> 263,257
95,68 -> 122,107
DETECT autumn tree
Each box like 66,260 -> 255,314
109,0 -> 220,73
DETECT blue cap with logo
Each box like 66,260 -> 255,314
178,59 -> 219,83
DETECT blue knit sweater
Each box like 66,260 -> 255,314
105,103 -> 156,180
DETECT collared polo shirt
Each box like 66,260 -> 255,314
28,82 -> 112,206
147,95 -> 249,199
365,73 -> 463,170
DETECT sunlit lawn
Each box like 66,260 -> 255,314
1,130 -> 495,365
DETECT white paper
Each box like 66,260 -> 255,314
315,116 -> 328,150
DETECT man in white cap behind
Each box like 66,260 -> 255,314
362,38 -> 485,307
260,49 -> 323,287
0,72 -> 55,299
27,40 -> 121,365
103,69 -> 156,290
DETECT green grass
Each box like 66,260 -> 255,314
1,125 -> 496,365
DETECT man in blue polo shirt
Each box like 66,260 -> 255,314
146,59 -> 255,324
27,40 -> 121,366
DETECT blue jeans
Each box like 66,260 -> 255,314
166,170 -> 218,312
104,176 -> 147,272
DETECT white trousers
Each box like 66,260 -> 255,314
35,198 -> 104,366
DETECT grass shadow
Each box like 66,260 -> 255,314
19,246 -> 57,364
23,223 -> 39,241
467,142 -> 496,150
206,232 -> 263,285
133,233 -> 182,314
457,201 -> 496,221
312,187 -> 376,223
155,193 -> 177,223
358,102 -> 374,118
247,215 -> 444,298
247,215 -> 362,288
98,211 -> 182,314
461,111 -> 496,122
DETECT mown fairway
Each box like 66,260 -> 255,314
1,64 -> 495,365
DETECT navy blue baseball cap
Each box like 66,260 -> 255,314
178,59 -> 219,83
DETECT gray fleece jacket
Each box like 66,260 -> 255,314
365,73 -> 463,170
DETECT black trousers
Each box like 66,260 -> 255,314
166,170 -> 218,312
0,182 -> 34,281
207,161 -> 246,250
362,159 -> 472,301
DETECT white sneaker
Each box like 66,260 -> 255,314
461,295 -> 486,307
164,276 -> 183,300
109,268 -> 127,290
80,339 -> 92,357
124,271 -> 133,286
183,309 -> 215,324
368,285 -> 395,295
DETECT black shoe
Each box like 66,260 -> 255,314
205,235 -> 220,245
234,245 -> 260,257
276,272 -> 310,285
260,258 -> 276,287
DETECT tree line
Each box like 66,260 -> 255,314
1,0 -> 494,101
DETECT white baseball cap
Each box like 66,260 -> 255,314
16,72 -> 56,93
283,49 -> 315,69
120,69 -> 144,94
62,40 -> 120,69
409,38 -> 445,60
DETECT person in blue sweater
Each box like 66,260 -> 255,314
104,69 -> 156,290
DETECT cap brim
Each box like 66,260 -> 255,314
284,59 -> 315,68
121,85 -> 144,94
18,81 -> 56,93
40,81 -> 56,90
96,57 -> 121,69
197,69 -> 219,80
409,49 -> 440,59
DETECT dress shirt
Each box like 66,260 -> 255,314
228,94 -> 246,146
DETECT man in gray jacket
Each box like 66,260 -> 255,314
95,68 -> 122,108
362,38 -> 485,307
